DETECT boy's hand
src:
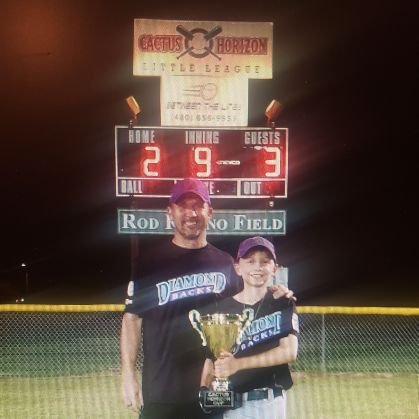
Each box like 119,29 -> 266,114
215,352 -> 239,377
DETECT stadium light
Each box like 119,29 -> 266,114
126,96 -> 141,126
265,99 -> 283,127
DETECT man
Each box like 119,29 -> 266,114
120,179 -> 293,419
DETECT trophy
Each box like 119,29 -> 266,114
189,309 -> 253,409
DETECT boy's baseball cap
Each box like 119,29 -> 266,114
236,236 -> 277,262
169,178 -> 211,205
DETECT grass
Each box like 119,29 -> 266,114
0,371 -> 417,419
0,372 -> 136,419
287,371 -> 418,419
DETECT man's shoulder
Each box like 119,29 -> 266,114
266,293 -> 297,311
205,243 -> 234,260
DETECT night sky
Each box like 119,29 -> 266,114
1,1 -> 416,305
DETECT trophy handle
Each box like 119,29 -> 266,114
236,308 -> 254,345
189,309 -> 207,346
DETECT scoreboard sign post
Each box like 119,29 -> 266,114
115,126 -> 288,199
114,18 -> 290,243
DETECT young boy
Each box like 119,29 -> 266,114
200,236 -> 299,419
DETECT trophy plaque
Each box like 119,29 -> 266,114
189,308 -> 253,409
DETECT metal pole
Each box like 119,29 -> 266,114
25,271 -> 29,294
320,313 -> 326,372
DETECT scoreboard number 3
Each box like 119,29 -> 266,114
264,146 -> 281,177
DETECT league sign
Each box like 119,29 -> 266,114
134,19 -> 273,79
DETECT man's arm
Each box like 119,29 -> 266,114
214,334 -> 298,378
120,312 -> 143,412
269,284 -> 296,301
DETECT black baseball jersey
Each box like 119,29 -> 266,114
124,240 -> 243,403
212,293 -> 299,392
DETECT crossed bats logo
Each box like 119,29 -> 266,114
176,25 -> 223,60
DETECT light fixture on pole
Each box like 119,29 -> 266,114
265,99 -> 283,128
126,96 -> 141,127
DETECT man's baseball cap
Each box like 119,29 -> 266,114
236,236 -> 277,262
169,178 -> 211,205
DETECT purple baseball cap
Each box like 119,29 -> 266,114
236,236 -> 277,262
169,178 -> 211,205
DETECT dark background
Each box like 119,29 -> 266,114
0,1 -> 416,305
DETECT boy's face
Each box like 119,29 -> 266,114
234,249 -> 278,289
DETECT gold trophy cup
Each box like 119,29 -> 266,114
189,309 -> 253,409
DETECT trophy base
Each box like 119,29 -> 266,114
202,390 -> 234,408
201,378 -> 234,408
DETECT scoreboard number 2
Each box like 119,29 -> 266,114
142,146 -> 160,177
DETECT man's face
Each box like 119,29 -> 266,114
168,194 -> 212,242
234,249 -> 277,289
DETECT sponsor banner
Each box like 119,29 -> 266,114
133,19 -> 273,79
118,209 -> 286,235
160,75 -> 248,127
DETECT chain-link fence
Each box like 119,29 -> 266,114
0,305 -> 418,418
295,309 -> 417,374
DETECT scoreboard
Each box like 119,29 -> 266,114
115,126 -> 288,199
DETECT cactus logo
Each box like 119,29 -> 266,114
176,25 -> 223,60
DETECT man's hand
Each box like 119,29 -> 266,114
121,371 -> 143,413
214,352 -> 239,378
120,313 -> 142,412
269,284 -> 296,301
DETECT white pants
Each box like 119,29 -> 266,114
223,390 -> 286,419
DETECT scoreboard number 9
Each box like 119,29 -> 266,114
194,146 -> 212,177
